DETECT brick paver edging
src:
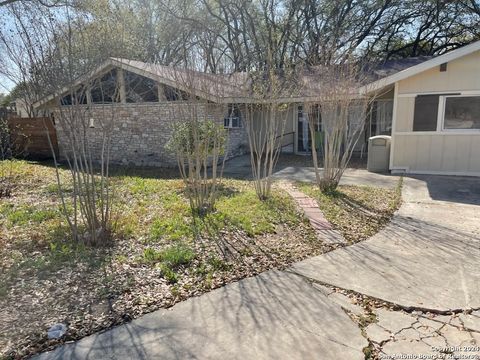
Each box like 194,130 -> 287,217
280,182 -> 347,245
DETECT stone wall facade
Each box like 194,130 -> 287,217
54,102 -> 249,167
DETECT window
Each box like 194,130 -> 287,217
91,69 -> 120,103
60,86 -> 88,106
125,71 -> 158,103
413,95 -> 439,131
224,104 -> 242,128
163,85 -> 189,101
443,96 -> 480,130
309,104 -> 322,132
371,100 -> 393,136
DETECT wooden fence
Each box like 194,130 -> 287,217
7,117 -> 58,160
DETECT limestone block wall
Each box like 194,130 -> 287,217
54,102 -> 249,167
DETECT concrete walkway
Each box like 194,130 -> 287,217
292,175 -> 480,311
36,271 -> 367,360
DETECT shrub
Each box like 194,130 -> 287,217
166,116 -> 227,215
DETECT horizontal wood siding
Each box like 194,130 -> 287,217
8,117 -> 58,159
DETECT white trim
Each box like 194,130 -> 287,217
389,82 -> 399,170
224,116 -> 242,129
440,94 -> 480,132
436,96 -> 444,132
361,40 -> 480,93
394,131 -> 480,136
404,170 -> 480,177
390,165 -> 480,177
397,90 -> 477,97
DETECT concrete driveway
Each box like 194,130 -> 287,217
293,175 -> 480,311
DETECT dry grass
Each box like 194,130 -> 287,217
0,160 -> 400,358
0,160 -> 324,359
299,179 -> 402,243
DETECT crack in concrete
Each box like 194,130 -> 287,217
288,269 -> 480,315
294,268 -> 480,359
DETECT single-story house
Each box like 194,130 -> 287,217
34,40 -> 480,175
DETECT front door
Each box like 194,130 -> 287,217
297,105 -> 310,153
297,105 -> 322,153
371,99 -> 393,137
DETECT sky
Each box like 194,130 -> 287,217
0,8 -> 16,94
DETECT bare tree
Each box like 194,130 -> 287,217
243,66 -> 299,200
1,2 -> 127,245
49,82 -> 117,245
305,62 -> 379,192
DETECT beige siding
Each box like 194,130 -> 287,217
392,134 -> 480,174
395,97 -> 415,132
391,49 -> 480,175
249,104 -> 296,152
397,50 -> 480,94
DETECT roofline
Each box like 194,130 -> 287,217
361,40 -> 480,93
33,58 -> 224,108
34,40 -> 480,107
109,58 -> 221,103
32,59 -> 118,108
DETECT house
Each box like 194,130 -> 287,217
364,40 -> 480,176
34,40 -> 480,175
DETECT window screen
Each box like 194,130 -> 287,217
413,95 -> 438,131
444,96 -> 480,130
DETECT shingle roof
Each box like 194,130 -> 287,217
33,40 -> 480,107
371,56 -> 434,78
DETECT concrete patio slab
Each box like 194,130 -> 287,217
35,271 -> 367,360
222,154 -> 399,188
291,175 -> 480,311
272,166 -> 398,188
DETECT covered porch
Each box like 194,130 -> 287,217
282,87 -> 394,158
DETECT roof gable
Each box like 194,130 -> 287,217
362,40 -> 480,92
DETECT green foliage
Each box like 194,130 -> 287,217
127,177 -> 165,195
142,244 -> 194,268
158,263 -> 178,283
216,190 -> 299,236
150,214 -> 192,242
142,247 -> 163,263
160,244 -> 195,268
166,119 -> 227,158
2,205 -> 58,227
141,244 -> 195,283
299,180 -> 402,243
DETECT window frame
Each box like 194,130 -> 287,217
224,104 -> 242,129
440,94 -> 480,133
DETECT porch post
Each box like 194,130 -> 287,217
118,68 -> 127,104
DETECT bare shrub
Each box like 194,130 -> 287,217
167,108 -> 227,215
305,62 -> 378,192
243,101 -> 291,200
49,91 -> 116,245
0,112 -> 28,197
243,67 -> 300,200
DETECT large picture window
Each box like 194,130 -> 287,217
443,96 -> 480,130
